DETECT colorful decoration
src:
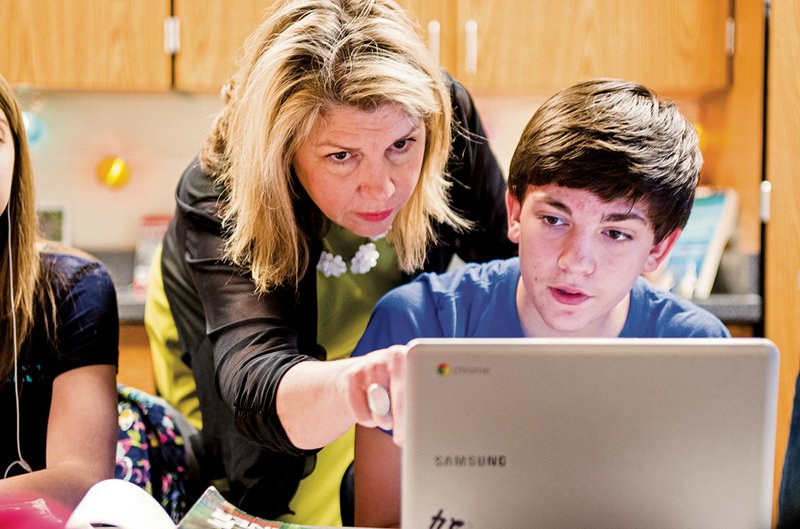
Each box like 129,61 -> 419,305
97,156 -> 130,189
21,111 -> 43,145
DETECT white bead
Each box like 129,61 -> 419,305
318,239 -> 382,277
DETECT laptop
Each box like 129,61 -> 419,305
401,337 -> 779,529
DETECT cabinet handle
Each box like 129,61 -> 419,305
760,180 -> 772,223
465,19 -> 478,75
163,16 -> 180,55
427,20 -> 441,64
726,17 -> 735,56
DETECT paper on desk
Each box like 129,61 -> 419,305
65,478 -> 174,529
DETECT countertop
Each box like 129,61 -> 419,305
115,292 -> 762,326
694,293 -> 762,325
88,250 -> 146,324
117,288 -> 148,324
90,250 -> 763,326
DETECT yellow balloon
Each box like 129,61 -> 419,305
97,156 -> 130,189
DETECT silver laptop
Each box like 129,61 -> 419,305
401,337 -> 779,529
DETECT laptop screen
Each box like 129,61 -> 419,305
401,337 -> 778,529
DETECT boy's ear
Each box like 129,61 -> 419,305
642,229 -> 682,273
506,190 -> 522,244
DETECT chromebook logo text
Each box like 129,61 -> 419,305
436,363 -> 490,376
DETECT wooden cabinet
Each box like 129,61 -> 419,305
172,0 -> 271,93
0,0 -> 272,93
2,0 -> 731,95
118,324 -> 156,395
765,0 -> 800,519
401,0 -> 732,96
396,1 -> 459,74
0,0 -> 171,91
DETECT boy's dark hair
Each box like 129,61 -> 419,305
508,78 -> 702,243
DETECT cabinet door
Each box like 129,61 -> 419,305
0,0 -> 170,91
455,0 -> 731,95
173,0 -> 273,93
396,0 -> 458,74
118,324 -> 156,396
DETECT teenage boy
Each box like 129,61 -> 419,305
349,78 -> 730,528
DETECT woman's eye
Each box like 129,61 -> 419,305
392,138 -> 415,151
328,151 -> 351,162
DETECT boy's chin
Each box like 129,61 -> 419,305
540,314 -> 601,337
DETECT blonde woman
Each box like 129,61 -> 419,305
0,74 -> 119,513
144,0 -> 516,524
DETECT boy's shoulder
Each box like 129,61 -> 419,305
396,257 -> 520,300
361,257 -> 522,345
625,277 -> 730,338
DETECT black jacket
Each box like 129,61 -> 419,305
159,75 -> 517,518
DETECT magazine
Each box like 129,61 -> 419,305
177,486 -> 315,529
65,479 -> 363,529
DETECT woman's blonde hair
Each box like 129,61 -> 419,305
201,0 -> 466,293
0,75 -> 42,378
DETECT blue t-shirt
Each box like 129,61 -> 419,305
352,257 -> 730,360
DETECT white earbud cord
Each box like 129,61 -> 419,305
5,209 -> 32,477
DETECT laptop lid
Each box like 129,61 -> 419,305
401,337 -> 779,529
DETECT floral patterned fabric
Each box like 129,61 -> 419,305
114,384 -> 192,522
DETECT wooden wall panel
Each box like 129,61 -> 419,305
766,0 -> 800,521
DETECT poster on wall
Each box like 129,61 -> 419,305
36,200 -> 71,246
132,214 -> 171,294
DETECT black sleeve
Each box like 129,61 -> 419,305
425,73 -> 518,272
779,372 -> 800,527
185,221 -> 320,454
166,161 -> 323,455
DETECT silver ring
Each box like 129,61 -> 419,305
367,383 -> 391,417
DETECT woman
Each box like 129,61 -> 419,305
0,74 -> 119,512
144,0 -> 516,524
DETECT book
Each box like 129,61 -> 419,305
657,187 -> 740,300
132,215 -> 171,294
65,479 -> 370,529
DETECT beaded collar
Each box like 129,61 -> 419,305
317,233 -> 383,277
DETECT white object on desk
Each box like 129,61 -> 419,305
66,479 -> 174,529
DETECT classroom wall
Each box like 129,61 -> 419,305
21,90 -> 545,250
